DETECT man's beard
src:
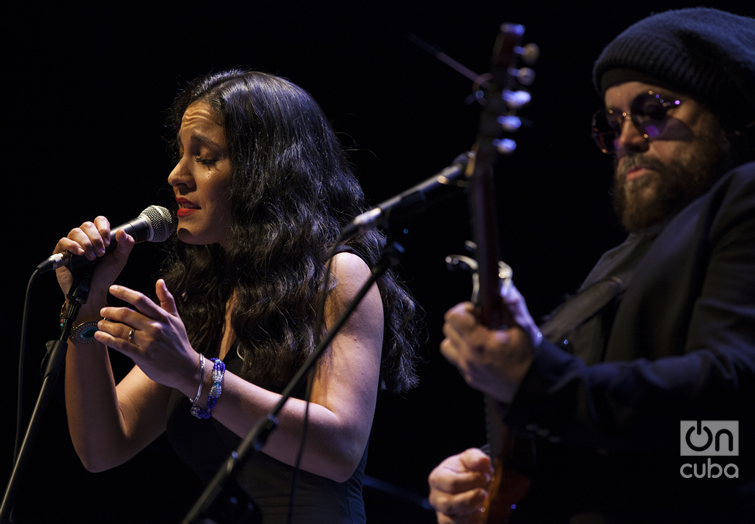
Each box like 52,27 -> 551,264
612,117 -> 730,232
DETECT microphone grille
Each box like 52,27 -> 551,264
139,205 -> 175,243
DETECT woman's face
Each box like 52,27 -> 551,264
168,101 -> 233,249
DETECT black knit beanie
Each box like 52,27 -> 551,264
593,8 -> 755,131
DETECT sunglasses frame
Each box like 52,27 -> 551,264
592,91 -> 681,154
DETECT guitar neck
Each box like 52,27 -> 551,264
468,144 -> 510,331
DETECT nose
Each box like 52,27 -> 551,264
615,116 -> 649,155
168,158 -> 196,191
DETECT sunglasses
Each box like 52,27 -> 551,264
592,91 -> 682,154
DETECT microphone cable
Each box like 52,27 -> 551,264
12,269 -> 39,465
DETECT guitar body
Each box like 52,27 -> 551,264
483,399 -> 533,521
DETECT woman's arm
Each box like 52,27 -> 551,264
65,346 -> 172,471
57,218 -> 172,472
97,252 -> 384,482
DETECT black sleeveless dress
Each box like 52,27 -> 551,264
166,348 -> 368,523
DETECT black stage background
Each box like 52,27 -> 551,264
4,1 -> 752,522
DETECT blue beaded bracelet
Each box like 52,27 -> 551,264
190,358 -> 226,420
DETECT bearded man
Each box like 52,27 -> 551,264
429,8 -> 755,523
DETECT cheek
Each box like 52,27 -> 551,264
210,175 -> 233,217
218,169 -> 233,203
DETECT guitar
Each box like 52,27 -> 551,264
448,23 -> 538,523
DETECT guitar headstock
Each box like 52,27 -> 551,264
452,23 -> 537,329
470,23 -> 538,157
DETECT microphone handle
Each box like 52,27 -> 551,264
67,216 -> 153,273
37,216 -> 151,274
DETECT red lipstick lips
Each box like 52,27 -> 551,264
176,198 -> 200,217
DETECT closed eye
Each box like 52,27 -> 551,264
196,156 -> 217,166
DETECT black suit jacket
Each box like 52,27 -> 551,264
504,161 -> 755,522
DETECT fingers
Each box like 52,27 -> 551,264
437,513 -> 484,524
96,285 -> 166,352
441,299 -> 533,402
501,284 -> 542,349
435,496 -> 486,524
441,322 -> 468,356
155,279 -> 178,316
458,448 -> 494,475
56,217 -> 112,261
440,303 -> 487,368
444,302 -> 478,332
95,319 -> 138,350
110,228 -> 136,262
106,285 -> 163,319
93,282 -> 193,389
53,217 -> 137,262
98,307 -> 144,333
93,216 -> 112,245
96,285 -> 165,349
429,449 -> 492,522
97,283 -> 181,332
429,484 -> 487,518
429,449 -> 493,492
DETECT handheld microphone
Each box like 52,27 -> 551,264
343,153 -> 470,237
37,205 -> 175,274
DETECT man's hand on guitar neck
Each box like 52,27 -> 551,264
440,284 -> 540,404
428,448 -> 494,524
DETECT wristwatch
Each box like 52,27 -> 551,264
70,320 -> 100,344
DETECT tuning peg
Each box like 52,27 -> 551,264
497,115 -> 521,132
493,138 -> 517,154
515,43 -> 540,65
513,67 -> 536,86
502,90 -> 531,108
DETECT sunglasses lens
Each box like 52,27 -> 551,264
631,94 -> 668,138
592,109 -> 619,154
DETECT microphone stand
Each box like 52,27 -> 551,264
182,237 -> 406,524
1,267 -> 95,523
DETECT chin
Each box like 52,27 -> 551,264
176,229 -> 201,245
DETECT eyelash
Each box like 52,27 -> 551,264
171,146 -> 217,167
196,156 -> 217,166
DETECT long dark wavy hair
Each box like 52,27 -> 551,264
161,70 -> 418,393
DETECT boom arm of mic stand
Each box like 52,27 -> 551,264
182,240 -> 405,524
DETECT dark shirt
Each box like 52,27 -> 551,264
166,349 -> 367,524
